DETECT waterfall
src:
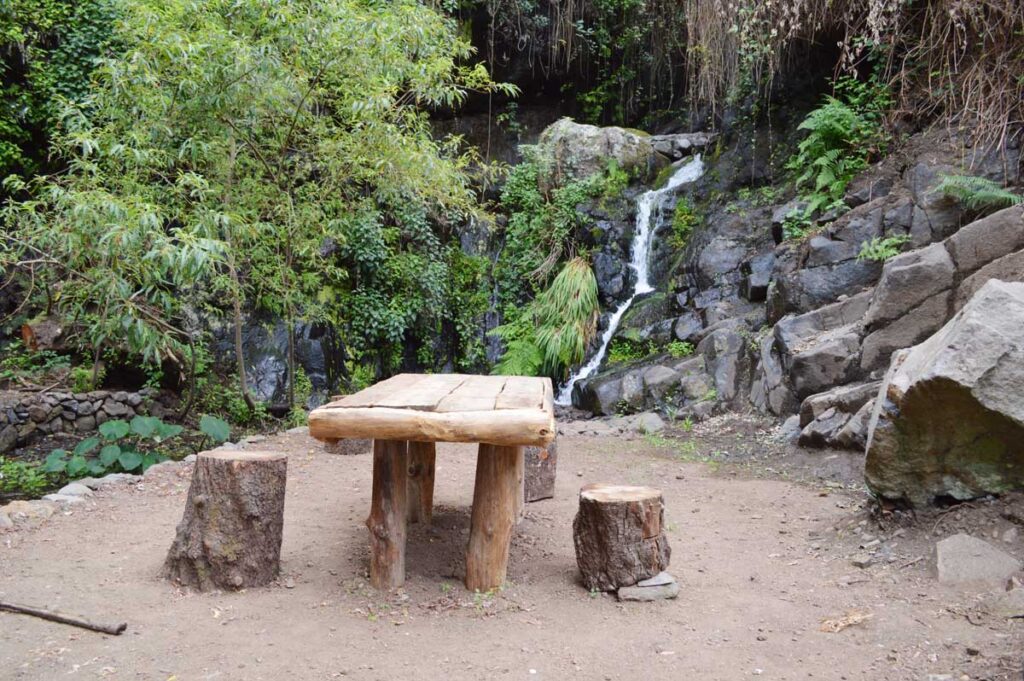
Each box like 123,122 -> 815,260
555,154 -> 705,405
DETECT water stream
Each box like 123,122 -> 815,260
555,154 -> 705,405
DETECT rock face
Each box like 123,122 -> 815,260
865,280 -> 1024,506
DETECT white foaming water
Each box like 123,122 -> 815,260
556,154 -> 705,405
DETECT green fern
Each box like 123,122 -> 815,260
934,174 -> 1022,212
857,234 -> 911,262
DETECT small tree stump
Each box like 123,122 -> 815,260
164,451 -> 287,591
524,439 -> 558,503
572,484 -> 670,591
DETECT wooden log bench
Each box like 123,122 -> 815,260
308,373 -> 556,592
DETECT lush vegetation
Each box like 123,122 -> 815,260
783,75 -> 892,238
1,0 -> 514,417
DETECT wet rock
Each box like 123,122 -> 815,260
771,257 -> 881,318
865,280 -> 1024,505
575,376 -> 623,416
934,534 -> 1021,584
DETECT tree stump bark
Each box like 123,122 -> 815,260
367,439 -> 408,590
524,439 -> 558,503
465,443 -> 521,591
406,441 -> 435,525
572,484 -> 670,591
164,451 -> 287,591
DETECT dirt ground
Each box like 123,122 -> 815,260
1,418 -> 1022,681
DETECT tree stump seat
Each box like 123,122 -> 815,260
164,450 -> 287,591
572,483 -> 671,591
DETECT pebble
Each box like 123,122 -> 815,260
284,577 -> 296,589
851,554 -> 874,569
0,511 -> 12,529
1003,526 -> 1018,544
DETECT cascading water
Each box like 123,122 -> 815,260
555,154 -> 705,405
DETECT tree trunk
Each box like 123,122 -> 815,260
406,441 -> 436,525
465,444 -> 521,592
367,439 -> 408,590
572,484 -> 670,591
164,451 -> 287,591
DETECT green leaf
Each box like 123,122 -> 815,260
130,415 -> 160,438
99,444 -> 121,466
154,422 -> 184,442
67,455 -> 89,477
99,419 -> 130,441
88,460 -> 108,476
117,449 -> 143,472
199,414 -> 230,443
73,437 -> 101,457
41,449 -> 68,473
140,452 -> 162,471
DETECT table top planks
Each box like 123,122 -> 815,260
308,374 -> 556,447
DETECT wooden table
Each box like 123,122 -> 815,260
308,373 -> 556,591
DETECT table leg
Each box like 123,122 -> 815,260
465,443 -> 521,592
513,446 -> 525,524
407,441 -> 436,525
367,439 -> 408,590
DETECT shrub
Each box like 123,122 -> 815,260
0,457 -> 56,496
669,198 -> 700,250
667,340 -> 695,358
857,235 -> 911,262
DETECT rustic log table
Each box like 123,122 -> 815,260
308,373 -> 556,591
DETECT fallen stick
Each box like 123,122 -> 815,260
0,600 -> 127,635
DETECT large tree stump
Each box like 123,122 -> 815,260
406,441 -> 436,525
164,451 -> 287,591
524,439 -> 558,503
465,443 -> 521,591
367,439 -> 409,590
572,484 -> 670,591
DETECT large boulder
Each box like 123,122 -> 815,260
536,118 -> 663,188
865,280 -> 1024,506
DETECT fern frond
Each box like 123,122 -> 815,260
935,174 -> 1022,211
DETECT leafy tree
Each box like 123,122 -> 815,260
2,0 -> 513,407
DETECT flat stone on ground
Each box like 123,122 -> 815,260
57,482 -> 93,497
934,533 -> 1021,584
617,574 -> 680,602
